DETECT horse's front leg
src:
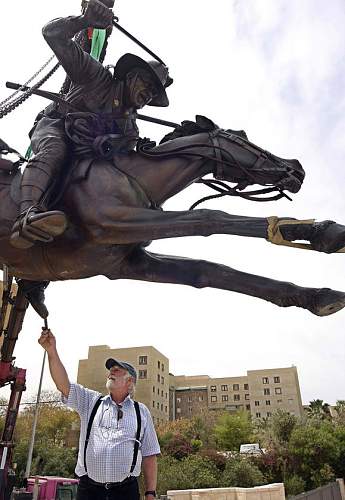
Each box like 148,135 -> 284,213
85,204 -> 345,253
109,248 -> 345,317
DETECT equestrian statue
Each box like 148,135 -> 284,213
1,0 -> 345,318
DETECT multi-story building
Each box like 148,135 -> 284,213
78,345 -> 170,425
78,345 -> 303,423
171,367 -> 303,420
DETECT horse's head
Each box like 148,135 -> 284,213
215,129 -> 305,195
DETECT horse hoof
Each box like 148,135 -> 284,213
310,288 -> 345,316
311,221 -> 345,253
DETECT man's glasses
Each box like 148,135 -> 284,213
116,405 -> 123,429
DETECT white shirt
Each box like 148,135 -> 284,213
62,383 -> 160,483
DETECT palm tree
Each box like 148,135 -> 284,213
307,399 -> 331,419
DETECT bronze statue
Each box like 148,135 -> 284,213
1,1 -> 344,318
1,119 -> 345,317
10,0 -> 172,250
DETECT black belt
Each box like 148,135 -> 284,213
81,475 -> 136,490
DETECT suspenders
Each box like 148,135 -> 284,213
83,397 -> 142,476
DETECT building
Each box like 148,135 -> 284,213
77,345 -> 303,423
78,345 -> 170,425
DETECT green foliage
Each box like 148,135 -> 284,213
221,457 -> 266,487
284,475 -> 306,496
157,454 -> 220,495
271,410 -> 297,444
307,399 -> 331,420
214,411 -> 253,451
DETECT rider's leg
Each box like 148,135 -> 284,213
112,247 -> 345,317
11,118 -> 68,249
85,204 -> 345,253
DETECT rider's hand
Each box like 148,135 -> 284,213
83,0 -> 114,29
38,329 -> 57,354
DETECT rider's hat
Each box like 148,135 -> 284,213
114,53 -> 173,107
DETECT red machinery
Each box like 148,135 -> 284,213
0,272 -> 29,499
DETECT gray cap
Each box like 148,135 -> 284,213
105,358 -> 137,381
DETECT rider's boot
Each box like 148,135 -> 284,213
18,280 -> 49,319
10,162 -> 67,249
270,218 -> 345,254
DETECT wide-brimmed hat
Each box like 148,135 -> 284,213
105,358 -> 137,381
114,53 -> 173,107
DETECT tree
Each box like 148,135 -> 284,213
307,399 -> 331,420
221,457 -> 266,487
214,411 -> 253,451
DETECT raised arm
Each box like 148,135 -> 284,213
42,0 -> 113,85
38,329 -> 70,398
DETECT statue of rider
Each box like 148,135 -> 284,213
11,0 -> 173,250
11,0 -> 173,317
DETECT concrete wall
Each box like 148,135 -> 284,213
166,483 -> 285,500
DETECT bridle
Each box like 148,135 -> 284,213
137,128 -> 295,210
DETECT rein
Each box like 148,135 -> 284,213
137,131 -> 293,209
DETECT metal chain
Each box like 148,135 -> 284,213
0,54 -> 56,108
0,62 -> 61,119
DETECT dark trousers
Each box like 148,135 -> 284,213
76,475 -> 140,500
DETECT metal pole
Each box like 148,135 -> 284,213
24,350 -> 47,478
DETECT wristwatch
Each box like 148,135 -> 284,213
145,491 -> 156,497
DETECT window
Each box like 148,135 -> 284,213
189,407 -> 192,413
245,394 -> 250,400
157,374 -> 160,382
246,404 -> 251,411
165,406 -> 167,413
152,400 -> 155,407
234,394 -> 240,401
139,355 -> 147,365
262,377 -> 269,384
139,370 -> 147,379
162,363 -> 165,372
176,408 -> 181,414
158,388 -> 160,396
256,412 -> 261,418
267,412 -> 272,417
211,395 -> 217,402
156,402 -> 159,409
275,387 -> 282,395
222,395 -> 228,402
188,396 -> 192,402
264,388 -> 270,395
288,398 -> 294,404
161,376 -> 165,384
166,393 -> 168,399
221,384 -> 228,391
210,385 -> 216,392
266,400 -> 271,406
161,404 -> 163,411
153,386 -> 155,393
176,397 -> 181,403
255,401 -> 260,406
233,384 -> 239,391
198,396 -> 204,402
274,376 -> 280,383
277,399 -> 283,403
244,383 -> 249,390
158,361 -> 160,369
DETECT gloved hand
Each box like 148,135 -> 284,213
82,0 -> 114,29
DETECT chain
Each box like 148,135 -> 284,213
0,54 -> 57,108
0,62 -> 61,119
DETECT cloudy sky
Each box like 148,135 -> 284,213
0,0 -> 344,405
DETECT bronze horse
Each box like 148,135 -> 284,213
1,120 -> 345,316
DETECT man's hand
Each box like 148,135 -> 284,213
38,329 -> 57,354
83,0 -> 113,29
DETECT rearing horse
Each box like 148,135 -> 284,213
1,121 -> 345,316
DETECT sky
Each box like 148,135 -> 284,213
0,0 -> 344,405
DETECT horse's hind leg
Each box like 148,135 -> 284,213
110,248 -> 345,317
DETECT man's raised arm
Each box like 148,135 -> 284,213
42,0 -> 113,85
38,330 -> 70,398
